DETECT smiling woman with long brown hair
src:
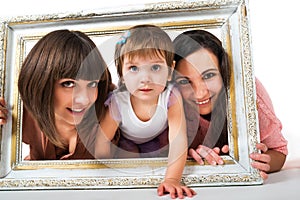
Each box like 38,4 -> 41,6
0,29 -> 117,160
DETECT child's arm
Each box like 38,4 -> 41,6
95,108 -> 119,159
157,88 -> 196,198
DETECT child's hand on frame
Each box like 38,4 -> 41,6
157,178 -> 196,199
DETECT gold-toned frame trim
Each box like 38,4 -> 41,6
0,0 -> 262,190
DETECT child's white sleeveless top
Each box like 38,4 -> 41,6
107,83 -> 174,144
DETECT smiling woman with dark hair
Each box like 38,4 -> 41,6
173,29 -> 288,179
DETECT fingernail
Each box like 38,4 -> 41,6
250,154 -> 256,159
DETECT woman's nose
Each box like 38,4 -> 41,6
193,79 -> 209,98
73,88 -> 91,106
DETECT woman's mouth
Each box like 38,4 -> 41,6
67,108 -> 86,115
195,98 -> 210,105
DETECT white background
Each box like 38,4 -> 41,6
0,0 -> 299,165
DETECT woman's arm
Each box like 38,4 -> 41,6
250,143 -> 286,179
251,78 -> 288,179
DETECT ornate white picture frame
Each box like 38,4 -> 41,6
0,0 -> 262,190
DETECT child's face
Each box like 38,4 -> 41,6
53,78 -> 99,126
122,55 -> 169,102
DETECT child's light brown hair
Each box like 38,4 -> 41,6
114,24 -> 174,80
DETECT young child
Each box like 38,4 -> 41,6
95,24 -> 196,198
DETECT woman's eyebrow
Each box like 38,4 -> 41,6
201,68 -> 218,75
175,75 -> 189,80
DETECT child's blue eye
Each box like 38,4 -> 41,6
129,66 -> 139,72
151,64 -> 161,72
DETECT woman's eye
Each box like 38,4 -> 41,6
61,81 -> 75,88
151,64 -> 161,72
129,66 -> 138,72
88,81 -> 98,88
176,78 -> 190,85
203,72 -> 215,80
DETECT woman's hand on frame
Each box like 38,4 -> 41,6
0,97 -> 8,125
188,145 -> 229,165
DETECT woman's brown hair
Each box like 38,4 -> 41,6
18,29 -> 111,148
173,29 -> 231,149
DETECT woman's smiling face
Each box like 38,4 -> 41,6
53,78 -> 99,126
175,48 -> 223,115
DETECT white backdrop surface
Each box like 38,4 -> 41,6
0,0 -> 299,164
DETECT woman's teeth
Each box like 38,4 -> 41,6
72,108 -> 84,113
195,99 -> 209,105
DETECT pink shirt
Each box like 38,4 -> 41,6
192,78 -> 288,155
255,78 -> 288,155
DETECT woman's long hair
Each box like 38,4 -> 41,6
18,29 -> 111,148
173,29 -> 231,148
